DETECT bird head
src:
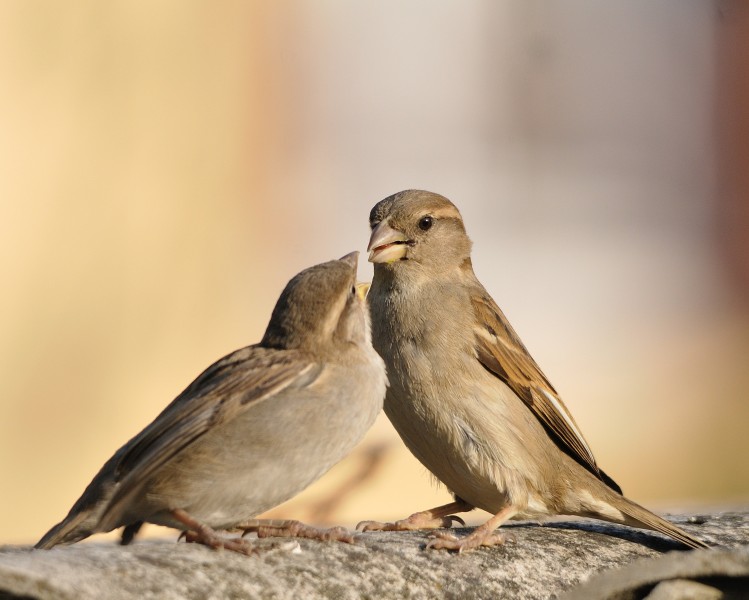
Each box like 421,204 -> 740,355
367,190 -> 473,275
261,252 -> 372,352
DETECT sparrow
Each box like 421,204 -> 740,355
357,190 -> 707,552
36,252 -> 387,554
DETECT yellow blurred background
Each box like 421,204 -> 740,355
2,2 -> 749,545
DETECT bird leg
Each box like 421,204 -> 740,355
120,521 -> 144,545
356,499 -> 473,532
426,505 -> 517,553
235,519 -> 357,543
172,508 -> 256,555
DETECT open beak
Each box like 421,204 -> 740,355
339,251 -> 359,269
367,220 -> 408,263
355,282 -> 370,301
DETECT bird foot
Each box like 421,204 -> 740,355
173,508 -> 259,555
239,519 -> 357,544
182,528 -> 257,555
426,528 -> 514,553
356,512 -> 465,532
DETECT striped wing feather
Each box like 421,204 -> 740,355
471,293 -> 622,494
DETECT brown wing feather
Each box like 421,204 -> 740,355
471,293 -> 622,493
103,345 -> 322,519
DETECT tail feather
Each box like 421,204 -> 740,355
615,496 -> 709,550
35,453 -> 123,550
35,512 -> 96,550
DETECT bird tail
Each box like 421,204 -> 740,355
35,511 -> 96,550
614,495 -> 709,550
35,452 -> 124,549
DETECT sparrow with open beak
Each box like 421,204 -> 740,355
36,253 -> 387,554
357,189 -> 707,553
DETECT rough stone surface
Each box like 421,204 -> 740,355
0,513 -> 747,599
559,540 -> 749,600
645,579 -> 724,600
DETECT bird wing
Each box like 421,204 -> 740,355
104,345 -> 323,518
470,292 -> 622,493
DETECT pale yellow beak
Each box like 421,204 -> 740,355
339,251 -> 359,268
367,220 -> 408,263
355,282 -> 371,301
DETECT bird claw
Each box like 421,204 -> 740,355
426,529 -> 511,553
182,530 -> 257,556
356,513 -> 464,532
173,509 -> 259,556
243,520 -> 358,544
356,520 -> 396,532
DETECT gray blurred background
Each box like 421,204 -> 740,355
2,1 -> 748,544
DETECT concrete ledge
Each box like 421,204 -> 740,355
1,513 -> 747,599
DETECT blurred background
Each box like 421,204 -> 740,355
2,1 -> 748,545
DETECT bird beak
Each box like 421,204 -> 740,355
339,251 -> 360,269
367,220 -> 408,263
355,282 -> 370,301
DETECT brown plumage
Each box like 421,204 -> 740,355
357,189 -> 707,552
37,253 -> 386,553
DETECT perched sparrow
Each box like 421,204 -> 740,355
357,190 -> 707,552
36,253 -> 387,554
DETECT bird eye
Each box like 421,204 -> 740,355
370,220 -> 380,230
351,286 -> 356,296
418,216 -> 433,231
